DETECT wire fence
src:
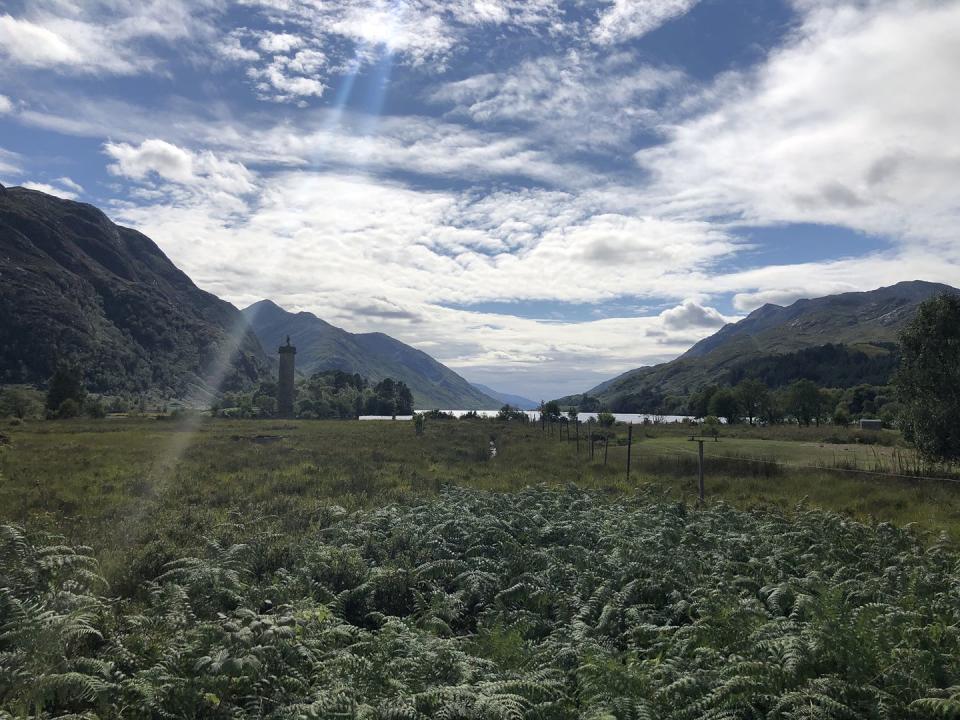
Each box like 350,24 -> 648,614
543,419 -> 960,487
667,444 -> 960,485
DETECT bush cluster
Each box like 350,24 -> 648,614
3,488 -> 960,718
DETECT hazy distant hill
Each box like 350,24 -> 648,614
558,281 -> 958,412
0,184 -> 269,397
471,383 -> 538,410
242,300 -> 499,410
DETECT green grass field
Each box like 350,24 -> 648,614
2,416 -> 960,588
5,416 -> 960,719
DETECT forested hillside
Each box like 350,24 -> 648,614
559,282 -> 957,413
0,185 -> 269,397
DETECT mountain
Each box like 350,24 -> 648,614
471,383 -> 538,410
558,281 -> 958,412
242,300 -> 500,410
0,184 -> 269,399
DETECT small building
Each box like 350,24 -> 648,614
859,418 -> 883,431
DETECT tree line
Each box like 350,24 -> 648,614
217,370 -> 415,419
684,378 -> 896,428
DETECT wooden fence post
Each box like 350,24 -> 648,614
626,423 -> 633,482
603,436 -> 609,465
576,419 -> 580,455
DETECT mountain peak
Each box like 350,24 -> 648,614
244,299 -> 286,313
565,280 -> 959,412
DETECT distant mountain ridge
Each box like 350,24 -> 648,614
471,384 -> 538,410
242,300 -> 500,410
0,184 -> 269,398
558,281 -> 958,412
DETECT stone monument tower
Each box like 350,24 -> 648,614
278,336 -> 296,417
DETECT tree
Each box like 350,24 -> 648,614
371,378 -> 414,416
708,387 -> 740,424
688,385 -> 718,420
735,379 -> 768,425
543,400 -> 562,422
577,394 -> 601,412
703,415 -> 721,440
894,293 -> 960,461
596,411 -> 616,428
55,397 -> 81,419
0,386 -> 45,419
255,395 -> 277,417
786,379 -> 824,427
46,365 -> 86,415
497,405 -> 528,422
832,407 -> 851,426
759,391 -> 785,425
85,397 -> 107,419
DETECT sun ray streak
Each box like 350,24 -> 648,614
133,315 -> 263,526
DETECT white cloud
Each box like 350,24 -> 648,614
226,111 -> 577,183
21,181 -> 79,200
106,139 -> 195,183
257,32 -> 304,53
56,177 -> 84,194
218,32 -> 260,62
731,288 -> 822,313
103,167 -> 743,397
248,49 -> 328,102
9,91 -> 577,184
223,0 -> 686,104
635,0 -> 960,250
0,14 -> 84,68
0,147 -> 20,175
0,94 -> 14,114
433,50 -> 684,150
592,0 -> 701,44
104,139 -> 256,197
715,249 -> 960,314
0,3 -> 220,76
659,300 -> 727,330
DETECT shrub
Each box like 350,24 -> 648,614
5,488 -> 960,719
54,398 -> 81,419
832,407 -> 851,426
45,364 -> 87,413
0,385 -> 45,420
86,398 -> 107,419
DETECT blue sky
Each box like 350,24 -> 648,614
1,0 -> 959,400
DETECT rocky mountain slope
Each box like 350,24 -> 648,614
0,184 -> 269,398
558,281 -> 958,412
242,300 -> 500,410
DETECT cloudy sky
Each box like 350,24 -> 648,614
1,0 -> 959,400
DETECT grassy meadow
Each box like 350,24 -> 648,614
2,415 -> 960,588
6,416 -> 960,718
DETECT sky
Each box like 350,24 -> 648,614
1,0 -> 959,401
